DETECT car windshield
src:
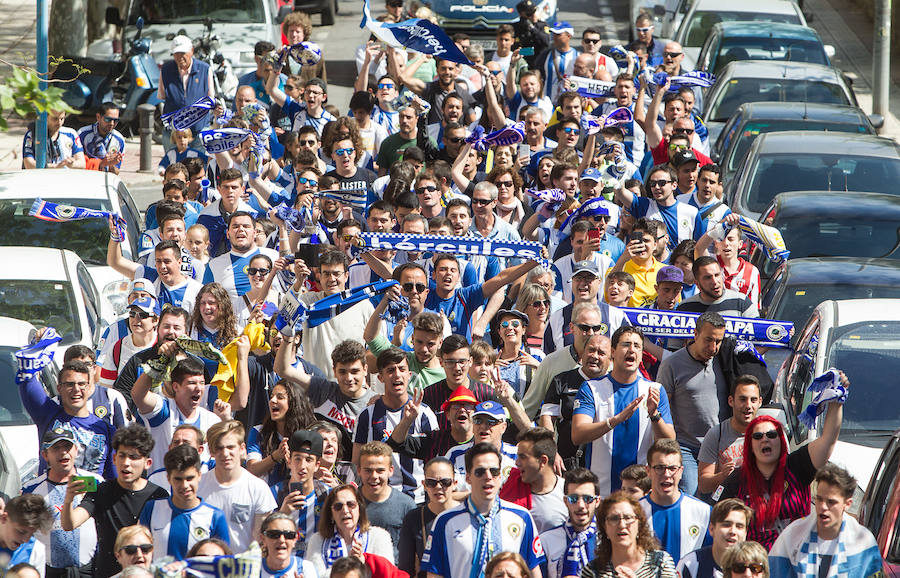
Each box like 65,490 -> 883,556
684,11 -> 802,46
715,37 -> 827,73
745,154 -> 900,212
0,281 -> 81,344
825,321 -> 900,443
709,79 -> 849,121
0,198 -> 113,266
726,120 -> 870,172
774,284 -> 900,330
0,347 -> 36,426
130,0 -> 266,24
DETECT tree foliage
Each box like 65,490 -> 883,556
0,57 -> 83,130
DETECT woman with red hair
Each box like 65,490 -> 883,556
716,373 -> 848,551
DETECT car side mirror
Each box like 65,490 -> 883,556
824,44 -> 836,58
868,113 -> 885,129
105,6 -> 123,27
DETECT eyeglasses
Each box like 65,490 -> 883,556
120,544 -> 153,555
284,84 -> 298,91
648,179 -> 671,188
306,90 -> 325,97
583,37 -> 601,44
443,358 -> 470,366
402,282 -> 427,293
500,320 -> 522,328
472,466 -> 502,478
673,127 -> 694,135
752,430 -> 779,440
606,514 -> 638,525
59,380 -> 90,390
530,299 -> 550,308
423,477 -> 453,488
247,267 -> 270,276
650,464 -> 682,474
103,115 -> 119,123
332,500 -> 358,511
416,185 -> 438,194
299,139 -> 317,146
334,147 -> 354,157
447,136 -> 466,143
263,529 -> 298,540
129,309 -> 152,319
495,180 -> 514,188
664,51 -> 683,58
377,83 -> 395,90
732,563 -> 765,574
565,493 -> 599,504
575,323 -> 605,333
473,416 -> 502,427
635,26 -> 653,32
472,198 -> 493,205
560,127 -> 580,135
298,177 -> 318,186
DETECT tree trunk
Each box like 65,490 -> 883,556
49,0 -> 88,56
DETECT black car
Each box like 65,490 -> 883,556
713,102 -> 880,182
749,192 -> 900,280
758,257 -> 900,377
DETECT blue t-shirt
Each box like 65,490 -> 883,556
424,284 -> 486,339
640,493 -> 711,564
139,497 -> 230,561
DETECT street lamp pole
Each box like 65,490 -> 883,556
35,0 -> 49,168
873,0 -> 891,120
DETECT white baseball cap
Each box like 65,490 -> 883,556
171,35 -> 193,55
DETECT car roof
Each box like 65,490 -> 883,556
825,298 -> 900,326
0,169 -> 121,200
690,0 -> 801,14
752,130 -> 899,155
773,191 -> 900,219
716,60 -> 842,81
0,316 -> 38,348
0,246 -> 70,280
738,102 -> 868,123
780,257 -> 900,285
712,21 -> 820,39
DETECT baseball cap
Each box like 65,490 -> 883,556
497,309 -> 529,326
549,22 -> 575,35
672,149 -> 699,168
572,260 -> 601,278
581,168 -> 602,183
440,386 -> 478,412
128,295 -> 161,317
656,265 -> 684,285
289,430 -> 323,457
473,400 -> 507,420
170,35 -> 193,55
42,426 -> 78,450
129,278 -> 156,298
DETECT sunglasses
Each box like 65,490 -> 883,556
495,180 -> 514,188
334,147 -> 354,157
263,529 -> 297,540
635,26 -> 653,32
472,466 -> 502,478
447,136 -> 466,143
583,37 -> 601,44
669,143 -> 689,151
664,51 -> 683,58
560,126 -> 580,135
490,69 -> 504,75
530,299 -> 550,308
423,477 -> 453,488
120,544 -> 153,555
500,320 -> 522,328
473,416 -> 502,427
248,267 -> 270,276
332,500 -> 358,511
103,115 -> 119,123
129,309 -> 152,319
298,177 -> 318,186
576,323 -> 605,333
732,563 -> 765,574
752,430 -> 779,440
565,493 -> 599,504
674,127 -> 694,135
299,139 -> 317,146
472,198 -> 493,205
402,282 -> 427,293
416,185 -> 438,194
284,84 -> 298,91
648,179 -> 671,188
377,83 -> 395,90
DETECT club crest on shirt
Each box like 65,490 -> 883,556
193,526 -> 209,539
508,522 -> 522,538
95,405 -> 108,419
688,524 -> 700,537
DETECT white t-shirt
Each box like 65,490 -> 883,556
198,468 -> 278,552
530,475 -> 569,533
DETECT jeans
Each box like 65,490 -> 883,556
679,442 -> 701,497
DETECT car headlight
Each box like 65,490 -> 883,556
102,279 -> 131,317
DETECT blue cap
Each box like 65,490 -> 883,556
550,21 -> 574,35
129,295 -> 161,317
474,400 -> 508,420
581,167 -> 602,182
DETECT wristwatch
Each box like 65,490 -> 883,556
649,411 -> 662,422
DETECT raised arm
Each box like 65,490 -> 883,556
355,43 -> 380,93
131,361 -> 164,416
505,52 -> 523,102
643,78 -> 668,149
579,132 -> 597,175
481,258 -> 539,297
397,53 -> 427,95
364,288 -> 400,343
227,336 -> 251,412
451,142 -> 474,196
107,217 -> 139,278
807,372 -> 848,469
273,333 -> 312,390
60,480 -> 92,531
266,65 -> 287,107
480,66 -> 506,130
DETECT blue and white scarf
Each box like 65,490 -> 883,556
651,71 -> 717,91
15,327 -> 61,383
468,497 -> 503,578
563,75 -> 616,99
360,0 -> 472,65
381,295 -> 410,324
161,96 -> 216,131
524,187 -> 566,207
30,198 -> 127,241
465,122 -> 526,152
621,307 -> 794,347
559,520 -> 598,578
798,369 -> 848,429
557,197 -> 611,239
199,128 -> 253,154
154,543 -> 262,578
322,526 -> 368,568
580,107 -> 634,135
275,280 -> 399,332
358,231 -> 549,268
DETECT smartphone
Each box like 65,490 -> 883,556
73,475 -> 97,492
629,231 -> 644,243
295,244 -> 321,269
588,228 -> 602,242
518,143 -> 531,161
289,482 -> 305,494
519,46 -> 535,56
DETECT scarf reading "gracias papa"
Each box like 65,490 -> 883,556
621,307 -> 793,347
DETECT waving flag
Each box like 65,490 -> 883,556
580,107 -> 633,135
652,71 -> 717,91
524,188 -> 566,206
798,369 -> 848,429
465,122 -> 526,151
30,198 -> 127,241
199,128 -> 253,154
161,96 -> 216,131
360,0 -> 471,65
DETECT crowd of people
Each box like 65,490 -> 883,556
5,1 -> 887,578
